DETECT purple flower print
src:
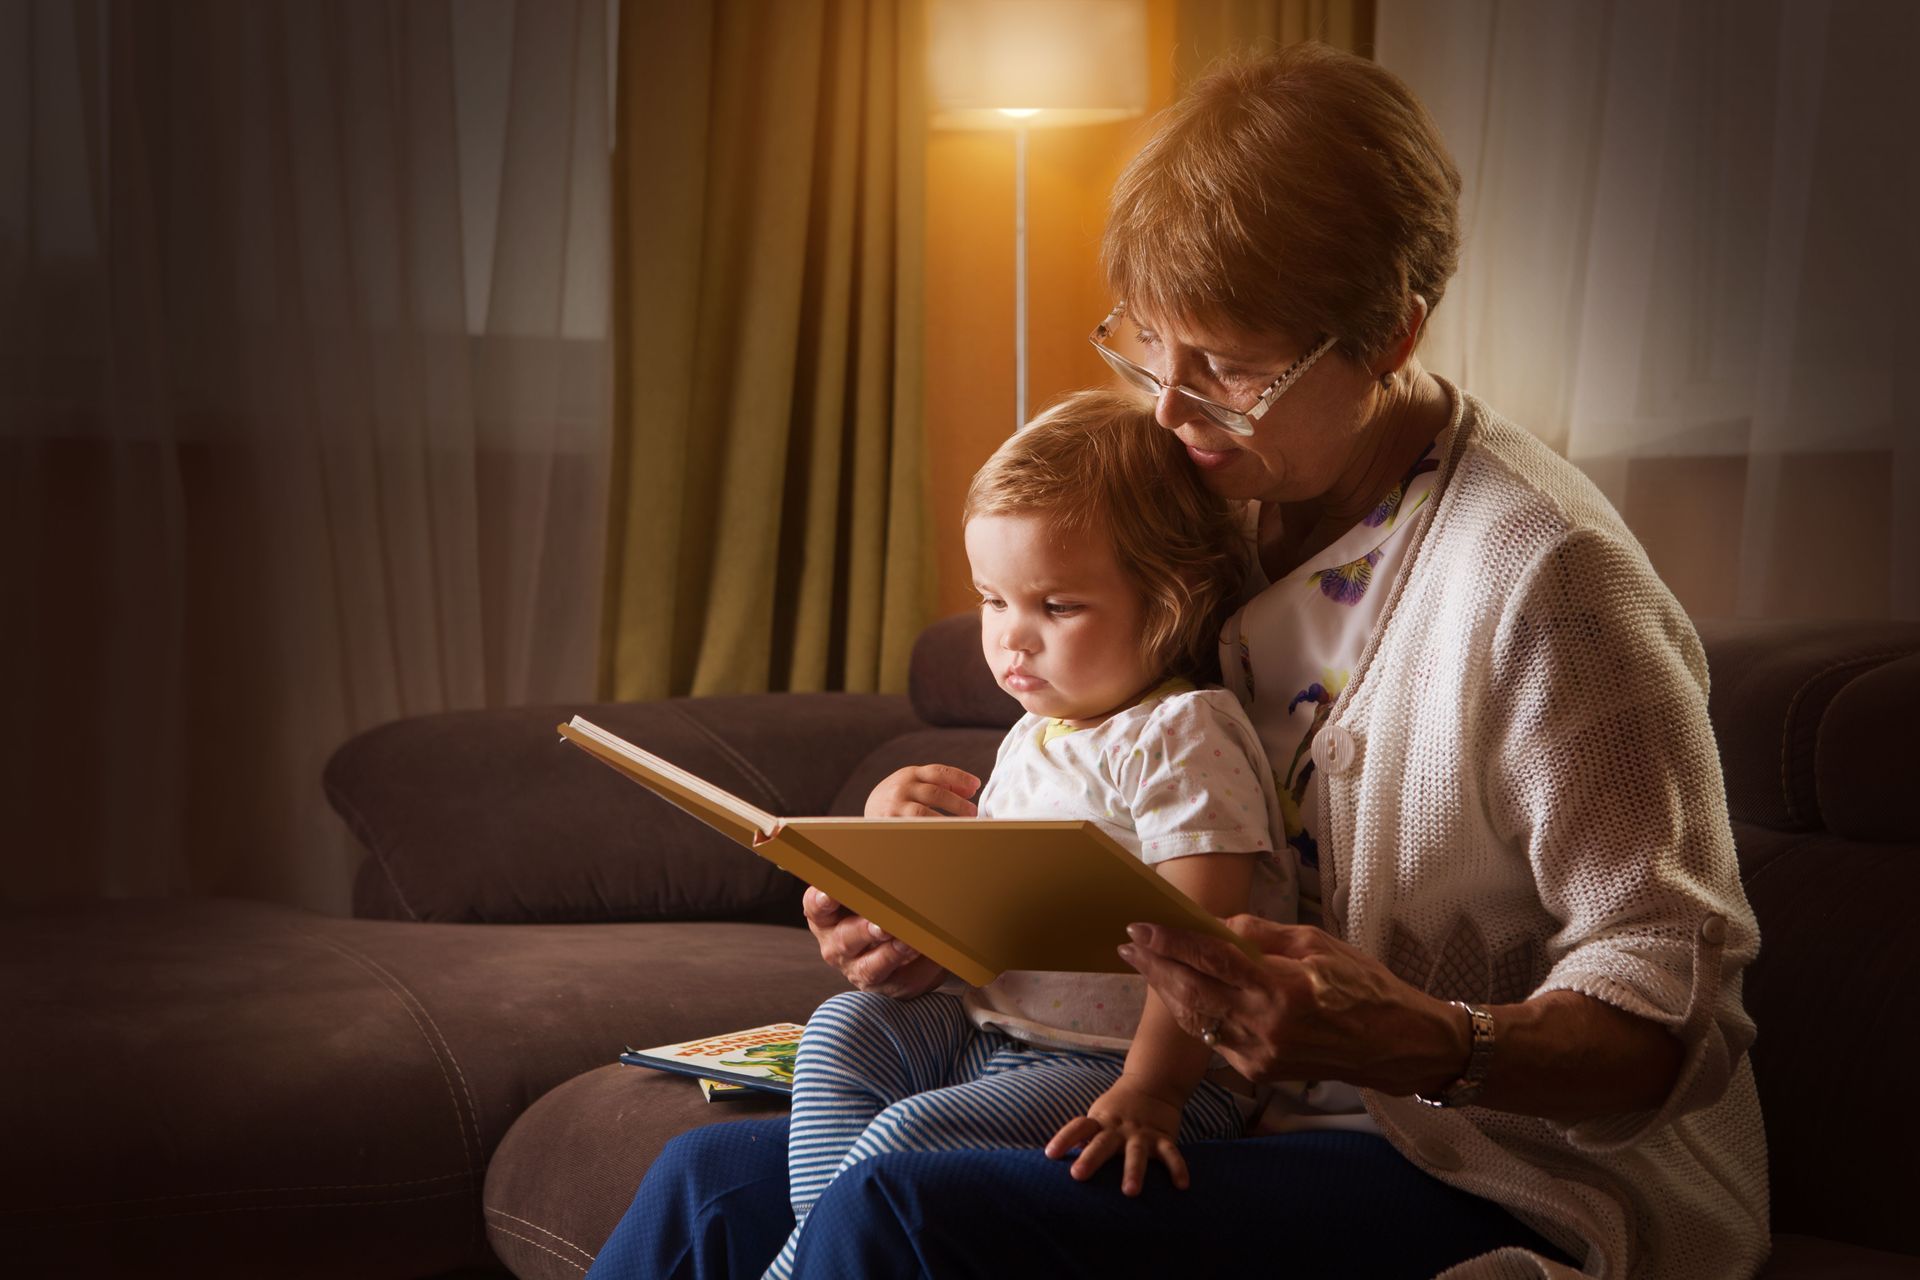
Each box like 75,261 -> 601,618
1363,450 -> 1440,528
1290,827 -> 1320,867
1288,682 -> 1331,714
1312,550 -> 1381,605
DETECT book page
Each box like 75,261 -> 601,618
560,716 -> 779,847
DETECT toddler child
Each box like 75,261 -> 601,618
766,388 -> 1294,1280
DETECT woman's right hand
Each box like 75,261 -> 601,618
806,765 -> 976,994
863,764 -> 981,818
803,887 -> 950,997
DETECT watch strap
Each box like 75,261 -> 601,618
1415,1000 -> 1495,1108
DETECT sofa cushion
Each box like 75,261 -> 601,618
908,612 -> 1023,730
1735,822 -> 1920,1255
1697,619 -> 1920,833
484,1065 -> 787,1280
1759,1234 -> 1920,1278
328,693 -> 923,924
827,726 -> 1010,817
1817,652 -> 1920,843
1,899 -> 844,1279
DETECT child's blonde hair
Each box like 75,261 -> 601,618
963,388 -> 1246,685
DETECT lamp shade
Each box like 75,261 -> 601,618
929,0 -> 1149,129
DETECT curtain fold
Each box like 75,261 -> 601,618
1378,0 -> 1918,622
1,0 -> 610,909
603,0 -> 931,701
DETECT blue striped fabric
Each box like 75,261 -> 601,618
764,990 -> 1243,1280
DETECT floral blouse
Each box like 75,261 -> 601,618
1219,443 -> 1441,926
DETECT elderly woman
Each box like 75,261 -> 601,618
588,43 -> 1765,1280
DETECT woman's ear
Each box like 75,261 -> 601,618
1373,294 -> 1429,381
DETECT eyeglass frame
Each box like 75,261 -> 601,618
1088,301 -> 1338,436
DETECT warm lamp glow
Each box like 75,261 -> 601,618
928,0 -> 1149,432
929,0 -> 1149,130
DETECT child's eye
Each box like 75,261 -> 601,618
978,596 -> 1005,611
1045,602 -> 1082,616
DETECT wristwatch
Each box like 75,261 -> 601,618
1415,1000 -> 1495,1108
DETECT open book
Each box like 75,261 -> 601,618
559,716 -> 1258,987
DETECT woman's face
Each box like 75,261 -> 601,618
1129,308 -> 1377,506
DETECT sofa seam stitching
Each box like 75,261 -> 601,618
302,931 -> 484,1212
484,1205 -> 596,1262
489,1222 -> 590,1274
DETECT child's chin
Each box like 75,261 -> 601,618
1013,692 -> 1060,717
1018,694 -> 1086,721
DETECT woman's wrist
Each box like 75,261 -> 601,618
1388,992 -> 1477,1099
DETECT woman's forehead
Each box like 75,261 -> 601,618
1129,305 -> 1295,362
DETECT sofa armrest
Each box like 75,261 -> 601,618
326,692 -> 925,924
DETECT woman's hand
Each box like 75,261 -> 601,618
802,764 -> 978,995
863,764 -> 981,818
1117,915 -> 1467,1096
802,886 -> 949,998
1044,1078 -> 1190,1196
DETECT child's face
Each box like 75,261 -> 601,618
966,512 -> 1157,726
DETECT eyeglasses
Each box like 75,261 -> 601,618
1088,302 -> 1337,436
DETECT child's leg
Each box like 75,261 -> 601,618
849,1044 -> 1245,1160
782,991 -> 985,1236
770,1036 -> 1246,1278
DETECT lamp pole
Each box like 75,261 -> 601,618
1014,122 -> 1029,433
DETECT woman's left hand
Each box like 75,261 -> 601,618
1043,1078 -> 1190,1196
1118,915 -> 1464,1096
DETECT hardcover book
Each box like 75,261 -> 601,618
559,716 -> 1257,987
620,1022 -> 805,1098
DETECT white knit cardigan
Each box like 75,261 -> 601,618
1317,382 -> 1768,1278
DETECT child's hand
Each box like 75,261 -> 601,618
1043,1078 -> 1190,1195
863,764 -> 981,818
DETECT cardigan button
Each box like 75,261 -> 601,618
1699,914 -> 1726,946
1316,724 -> 1360,775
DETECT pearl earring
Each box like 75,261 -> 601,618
1379,372 -> 1393,389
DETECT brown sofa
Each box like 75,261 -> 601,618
5,614 -> 1918,1279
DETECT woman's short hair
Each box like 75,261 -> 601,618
1104,42 -> 1462,364
964,388 -> 1245,685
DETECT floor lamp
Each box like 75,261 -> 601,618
928,1 -> 1149,433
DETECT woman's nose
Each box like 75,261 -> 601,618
1154,384 -> 1196,432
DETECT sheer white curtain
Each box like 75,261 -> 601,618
1377,0 -> 1918,622
0,0 -> 610,911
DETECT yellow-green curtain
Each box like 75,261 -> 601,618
1176,0 -> 1376,83
604,0 -> 930,701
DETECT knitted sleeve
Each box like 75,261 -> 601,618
1482,526 -> 1760,1151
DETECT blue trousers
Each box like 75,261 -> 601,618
585,1117 -> 1578,1279
769,990 -> 1243,1278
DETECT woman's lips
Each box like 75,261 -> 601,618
1003,670 -> 1047,692
1184,442 -> 1240,470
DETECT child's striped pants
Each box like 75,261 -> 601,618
763,988 -> 1244,1280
